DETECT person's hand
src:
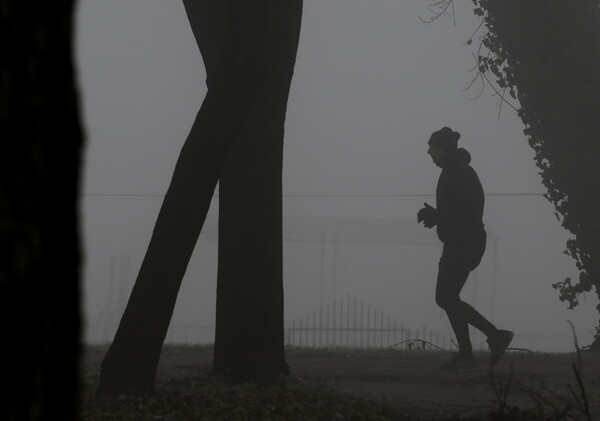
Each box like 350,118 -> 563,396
417,202 -> 437,228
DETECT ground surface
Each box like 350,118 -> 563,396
82,345 -> 600,420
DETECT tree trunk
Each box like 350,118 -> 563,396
0,2 -> 83,420
98,0 -> 293,393
214,1 -> 303,381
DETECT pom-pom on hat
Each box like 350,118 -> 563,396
428,127 -> 460,153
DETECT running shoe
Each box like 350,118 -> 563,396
488,329 -> 514,366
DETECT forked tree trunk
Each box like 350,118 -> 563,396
185,0 -> 302,381
98,0 -> 302,393
0,2 -> 83,420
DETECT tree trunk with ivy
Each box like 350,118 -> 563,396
472,0 -> 600,347
0,2 -> 83,420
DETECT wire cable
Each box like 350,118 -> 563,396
82,192 -> 546,198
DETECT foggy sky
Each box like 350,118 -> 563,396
75,0 -> 598,351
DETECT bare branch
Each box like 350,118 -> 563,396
420,0 -> 456,26
480,70 -> 520,113
465,15 -> 487,46
572,363 -> 593,421
566,320 -> 582,372
388,338 -> 449,352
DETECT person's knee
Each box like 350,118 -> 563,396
435,292 -> 455,310
436,262 -> 469,311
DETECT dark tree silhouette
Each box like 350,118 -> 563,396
0,2 -> 83,420
467,0 -> 600,349
206,2 -> 302,381
98,0 -> 303,393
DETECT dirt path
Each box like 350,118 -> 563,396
84,346 -> 600,419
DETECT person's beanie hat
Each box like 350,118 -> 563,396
428,127 -> 460,153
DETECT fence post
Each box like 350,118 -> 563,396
380,310 -> 383,348
339,296 -> 344,347
366,305 -> 371,348
312,310 -> 316,347
387,315 -> 390,347
319,307 -> 323,348
346,294 -> 350,347
353,297 -> 357,347
333,300 -> 337,347
305,314 -> 309,347
401,322 -> 405,349
326,304 -> 330,347
360,301 -> 364,347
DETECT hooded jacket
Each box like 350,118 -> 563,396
435,148 -> 486,246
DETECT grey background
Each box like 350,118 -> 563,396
75,0 -> 598,351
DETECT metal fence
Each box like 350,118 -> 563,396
287,295 -> 450,349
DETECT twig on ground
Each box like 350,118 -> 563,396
566,320 -> 582,371
490,365 -> 514,415
571,363 -> 592,421
450,339 -> 459,350
566,320 -> 592,421
506,347 -> 534,354
388,339 -> 448,352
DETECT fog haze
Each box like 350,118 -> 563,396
76,0 -> 598,351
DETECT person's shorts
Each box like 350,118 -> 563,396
440,232 -> 486,272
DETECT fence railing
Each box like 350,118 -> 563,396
287,295 -> 450,349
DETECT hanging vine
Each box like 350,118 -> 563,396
429,1 -> 600,344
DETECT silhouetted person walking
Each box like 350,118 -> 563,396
418,127 -> 513,370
